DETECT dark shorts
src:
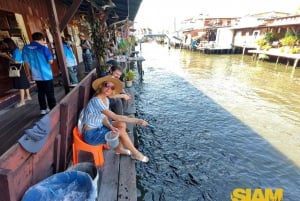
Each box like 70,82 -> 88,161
83,126 -> 110,146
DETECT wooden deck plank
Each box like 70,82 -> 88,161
98,122 -> 137,201
118,155 -> 137,201
0,85 -> 65,156
118,123 -> 137,201
98,150 -> 120,201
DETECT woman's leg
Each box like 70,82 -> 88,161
19,89 -> 25,104
113,121 -> 137,153
112,121 -> 148,162
25,88 -> 32,100
15,89 -> 26,107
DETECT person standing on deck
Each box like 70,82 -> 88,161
62,37 -> 79,86
79,32 -> 93,74
22,32 -> 56,115
1,38 -> 32,108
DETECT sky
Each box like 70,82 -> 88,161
134,0 -> 300,32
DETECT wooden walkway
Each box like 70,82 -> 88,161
248,49 -> 300,69
98,122 -> 137,201
0,84 -> 65,156
0,62 -> 90,155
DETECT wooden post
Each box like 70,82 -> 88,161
46,0 -> 70,94
293,58 -> 299,70
275,56 -> 279,66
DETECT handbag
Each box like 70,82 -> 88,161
8,63 -> 22,77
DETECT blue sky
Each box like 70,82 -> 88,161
135,0 -> 300,31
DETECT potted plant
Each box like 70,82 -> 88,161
255,38 -> 267,50
124,69 -> 135,87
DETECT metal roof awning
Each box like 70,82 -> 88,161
59,0 -> 142,25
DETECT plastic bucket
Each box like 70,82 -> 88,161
67,162 -> 98,198
105,131 -> 119,149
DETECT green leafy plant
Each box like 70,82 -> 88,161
280,36 -> 298,47
90,10 -> 110,76
261,45 -> 272,50
124,69 -> 135,81
288,47 -> 300,54
130,35 -> 137,46
118,38 -> 130,55
265,32 -> 274,42
255,38 -> 267,49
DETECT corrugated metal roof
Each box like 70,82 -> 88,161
59,0 -> 142,25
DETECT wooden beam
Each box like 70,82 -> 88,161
46,0 -> 70,94
59,0 -> 83,32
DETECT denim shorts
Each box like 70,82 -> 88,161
83,126 -> 110,145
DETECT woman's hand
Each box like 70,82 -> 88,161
122,93 -> 131,101
136,119 -> 148,127
110,125 -> 119,133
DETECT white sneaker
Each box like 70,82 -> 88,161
40,108 -> 50,115
69,84 -> 78,87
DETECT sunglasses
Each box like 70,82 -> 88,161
103,82 -> 115,90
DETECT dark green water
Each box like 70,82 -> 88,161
134,42 -> 300,201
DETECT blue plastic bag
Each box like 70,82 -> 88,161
21,171 -> 96,201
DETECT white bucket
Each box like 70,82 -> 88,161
105,131 -> 119,149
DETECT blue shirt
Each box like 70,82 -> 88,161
82,97 -> 110,129
11,48 -> 23,64
62,43 -> 77,67
22,41 -> 54,81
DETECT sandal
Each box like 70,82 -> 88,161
115,149 -> 131,156
15,102 -> 25,108
131,152 -> 149,163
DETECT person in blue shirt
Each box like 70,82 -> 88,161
22,32 -> 56,115
79,32 -> 93,73
2,38 -> 32,108
62,36 -> 78,85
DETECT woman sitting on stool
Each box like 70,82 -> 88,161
81,76 -> 149,163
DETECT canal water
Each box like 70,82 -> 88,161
134,42 -> 300,201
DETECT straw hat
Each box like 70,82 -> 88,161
92,76 -> 123,94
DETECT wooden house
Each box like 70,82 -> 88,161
231,12 -> 299,49
179,15 -> 239,49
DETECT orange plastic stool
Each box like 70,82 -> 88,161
72,126 -> 105,167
